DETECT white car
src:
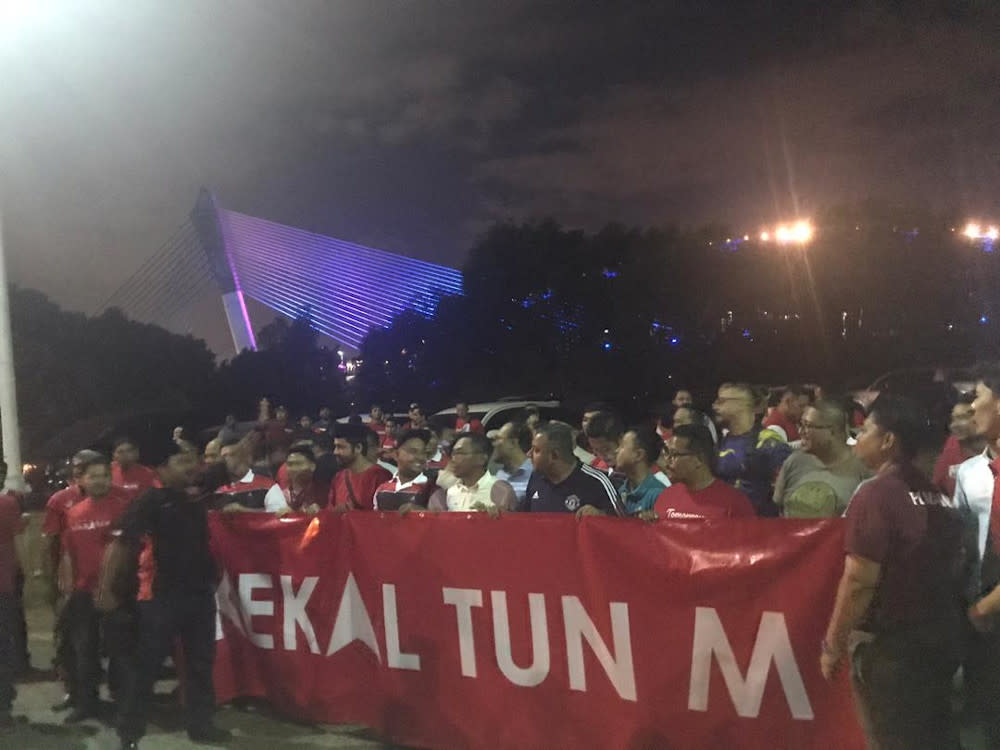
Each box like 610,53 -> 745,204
431,400 -> 564,433
851,366 -> 974,413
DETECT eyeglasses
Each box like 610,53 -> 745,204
664,450 -> 697,461
798,421 -> 832,432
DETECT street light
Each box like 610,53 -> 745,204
758,220 -> 814,246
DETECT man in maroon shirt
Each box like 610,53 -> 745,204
62,454 -> 133,723
330,424 -> 392,511
821,395 -> 965,749
454,402 -> 483,434
646,424 -> 754,521
0,474 -> 25,728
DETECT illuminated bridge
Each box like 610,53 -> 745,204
100,189 -> 464,354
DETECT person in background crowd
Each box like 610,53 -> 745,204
107,442 -> 230,749
61,453 -> 132,723
217,437 -> 275,510
375,430 -> 445,511
263,405 -> 293,454
431,432 -> 516,513
774,400 -> 870,518
202,438 -> 222,465
714,382 -> 791,516
584,411 -> 623,477
0,468 -> 25,729
647,425 -> 754,521
111,438 -> 158,495
380,417 -> 398,460
675,397 -> 719,444
406,403 -> 428,430
655,408 -> 673,443
366,428 -> 397,475
820,395 -> 965,750
523,422 -> 624,517
0,462 -> 28,678
368,405 -> 386,436
293,415 -> 315,442
310,432 -> 338,495
964,367 -> 1000,748
763,385 -> 809,443
41,449 -> 103,713
524,406 -> 541,433
615,426 -> 669,516
256,396 -> 271,425
314,406 -> 333,433
264,446 -> 325,514
425,425 -> 450,472
933,394 -> 984,498
454,402 -> 483,433
491,422 -> 534,502
330,424 -> 392,511
672,389 -> 694,409
217,415 -> 239,445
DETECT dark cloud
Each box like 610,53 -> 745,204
0,1 -> 997,354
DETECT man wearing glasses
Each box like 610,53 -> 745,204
713,382 -> 791,516
644,425 -> 754,521
773,400 -> 870,518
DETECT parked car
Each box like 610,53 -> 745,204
851,366 -> 975,412
431,400 -> 565,433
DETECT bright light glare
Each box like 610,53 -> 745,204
965,223 -> 983,239
988,227 -> 1000,241
765,220 -> 814,245
963,222 -> 1000,241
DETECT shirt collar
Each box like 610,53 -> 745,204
392,472 -> 427,491
238,469 -> 255,484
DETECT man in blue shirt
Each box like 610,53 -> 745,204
713,382 -> 791,516
615,426 -> 669,515
491,422 -> 534,502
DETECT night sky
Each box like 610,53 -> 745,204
1,1 -> 998,354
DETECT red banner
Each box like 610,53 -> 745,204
209,513 -> 864,749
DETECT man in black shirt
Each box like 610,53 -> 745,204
103,443 -> 230,749
523,422 -> 624,516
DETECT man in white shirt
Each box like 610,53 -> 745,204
431,433 -> 517,513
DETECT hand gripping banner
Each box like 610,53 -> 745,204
209,513 -> 864,749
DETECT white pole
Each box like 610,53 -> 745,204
0,212 -> 24,491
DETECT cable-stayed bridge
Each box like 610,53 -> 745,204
100,189 -> 464,354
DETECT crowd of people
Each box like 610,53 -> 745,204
0,375 -> 998,749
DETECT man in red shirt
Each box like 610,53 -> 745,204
648,424 -> 755,520
0,475 -> 25,728
762,385 -> 809,442
330,424 -> 392,511
111,437 -> 159,495
454,402 -> 483,434
368,404 -> 387,437
62,453 -> 133,723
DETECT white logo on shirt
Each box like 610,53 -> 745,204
564,494 -> 581,511
531,491 -> 540,500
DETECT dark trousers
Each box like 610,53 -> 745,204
0,592 -> 16,714
118,590 -> 217,742
965,625 -> 1000,749
13,569 -> 28,672
850,627 -> 961,750
65,590 -> 102,712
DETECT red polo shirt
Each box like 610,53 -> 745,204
42,484 -> 84,537
330,464 -> 392,510
111,462 -> 160,495
932,435 -> 965,499
63,488 -> 133,593
455,418 -> 484,434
